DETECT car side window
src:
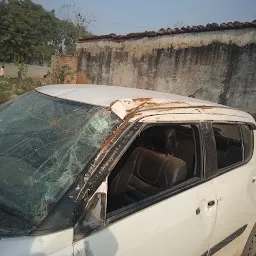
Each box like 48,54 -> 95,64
212,124 -> 243,170
241,124 -> 254,161
107,124 -> 201,214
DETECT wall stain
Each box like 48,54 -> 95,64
219,44 -> 241,105
77,37 -> 256,113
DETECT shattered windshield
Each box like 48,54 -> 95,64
0,91 -> 121,227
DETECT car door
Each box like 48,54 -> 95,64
88,182 -> 217,256
207,123 -> 256,256
73,120 -> 218,256
74,184 -> 217,256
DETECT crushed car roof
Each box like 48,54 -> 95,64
37,84 -> 220,107
36,84 -> 255,123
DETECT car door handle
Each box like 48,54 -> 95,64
196,208 -> 201,215
208,200 -> 215,208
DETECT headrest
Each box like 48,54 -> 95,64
133,147 -> 187,188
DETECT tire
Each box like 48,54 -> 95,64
242,223 -> 256,256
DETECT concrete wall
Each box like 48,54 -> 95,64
77,28 -> 256,114
1,62 -> 50,77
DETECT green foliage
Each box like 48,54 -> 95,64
56,16 -> 92,54
14,61 -> 29,78
0,0 -> 93,62
0,0 -> 59,63
0,76 -> 43,104
56,65 -> 74,83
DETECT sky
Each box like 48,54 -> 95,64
34,0 -> 256,35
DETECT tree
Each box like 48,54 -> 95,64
0,0 -> 93,63
56,3 -> 94,54
0,0 -> 59,63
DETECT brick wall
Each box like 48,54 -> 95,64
51,55 -> 77,84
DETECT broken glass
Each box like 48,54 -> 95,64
0,91 -> 121,228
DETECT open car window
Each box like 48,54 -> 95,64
107,123 -> 201,214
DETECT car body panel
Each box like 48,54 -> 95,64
1,85 -> 256,255
208,131 -> 256,255
36,84 -> 221,109
74,180 -> 217,256
0,229 -> 73,256
36,84 -> 254,125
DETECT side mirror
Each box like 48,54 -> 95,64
74,192 -> 106,241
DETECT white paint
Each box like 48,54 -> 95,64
35,84 -> 255,124
135,111 -> 254,124
110,100 -> 127,119
36,84 -> 221,108
0,228 -> 73,256
2,88 -> 256,255
209,131 -> 256,256
72,113 -> 255,256
74,180 -> 217,256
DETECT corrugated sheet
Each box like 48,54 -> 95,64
78,20 -> 256,42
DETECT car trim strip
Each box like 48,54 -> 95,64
206,225 -> 247,256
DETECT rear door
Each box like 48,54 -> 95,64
207,123 -> 256,255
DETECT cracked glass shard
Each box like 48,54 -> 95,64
0,91 -> 121,225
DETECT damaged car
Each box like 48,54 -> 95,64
0,84 -> 256,256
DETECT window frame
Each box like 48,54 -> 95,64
206,121 -> 254,179
241,124 -> 254,163
105,121 -> 205,224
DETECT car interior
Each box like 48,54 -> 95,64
213,124 -> 243,169
107,124 -> 200,213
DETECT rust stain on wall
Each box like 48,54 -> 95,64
76,72 -> 89,84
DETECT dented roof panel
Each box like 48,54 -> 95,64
36,84 -> 255,124
37,84 -> 221,108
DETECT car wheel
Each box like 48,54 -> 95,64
243,224 -> 256,256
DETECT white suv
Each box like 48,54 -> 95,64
1,84 -> 255,256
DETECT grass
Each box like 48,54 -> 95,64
0,76 -> 50,104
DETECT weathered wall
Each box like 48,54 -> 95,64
77,28 -> 256,114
